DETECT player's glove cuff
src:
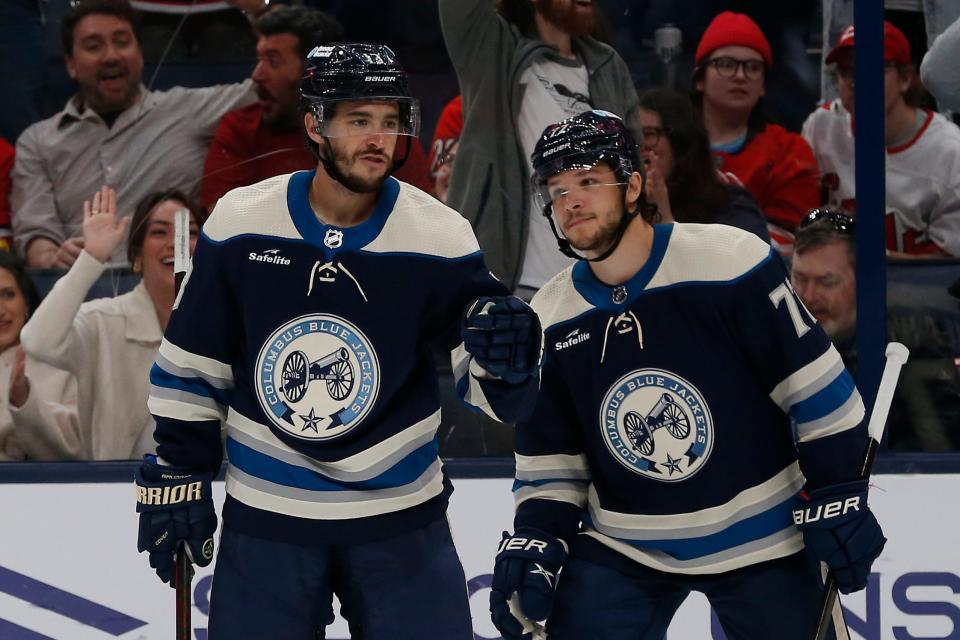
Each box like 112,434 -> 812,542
794,479 -> 886,594
135,456 -> 218,585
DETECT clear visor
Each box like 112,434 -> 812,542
532,162 -> 627,212
310,97 -> 420,138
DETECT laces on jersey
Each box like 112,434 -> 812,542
307,260 -> 368,302
600,310 -> 643,364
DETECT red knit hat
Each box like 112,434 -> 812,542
825,21 -> 911,66
695,11 -> 772,68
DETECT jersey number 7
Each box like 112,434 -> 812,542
768,279 -> 813,339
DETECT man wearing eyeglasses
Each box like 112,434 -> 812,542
692,11 -> 820,254
802,21 -> 960,258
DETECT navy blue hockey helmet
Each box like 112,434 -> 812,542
301,42 -> 420,138
530,110 -> 646,262
531,109 -> 639,193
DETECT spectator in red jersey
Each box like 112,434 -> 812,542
201,6 -> 433,210
803,21 -> 960,257
427,95 -> 462,196
0,139 -> 13,251
693,11 -> 820,252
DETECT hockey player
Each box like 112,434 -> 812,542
489,110 -> 886,639
134,43 -> 542,639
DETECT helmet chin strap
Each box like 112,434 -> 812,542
544,202 -> 640,263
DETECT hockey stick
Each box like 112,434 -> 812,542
173,207 -> 194,640
813,342 -> 910,640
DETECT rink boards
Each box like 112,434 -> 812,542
0,467 -> 956,640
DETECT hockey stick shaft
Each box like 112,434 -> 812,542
173,208 -> 192,640
813,342 -> 909,640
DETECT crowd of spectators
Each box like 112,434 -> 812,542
0,0 -> 958,460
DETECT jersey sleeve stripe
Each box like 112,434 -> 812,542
515,453 -> 591,481
586,463 -> 803,536
769,347 -> 844,409
148,395 -> 224,423
225,436 -> 438,492
225,458 -> 445,520
226,408 -> 440,481
150,365 -> 231,407
789,370 -> 857,423
513,483 -> 588,508
451,344 -> 501,421
795,391 -> 865,442
158,339 -> 234,387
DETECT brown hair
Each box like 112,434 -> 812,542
794,218 -> 856,269
62,0 -> 140,54
127,189 -> 205,267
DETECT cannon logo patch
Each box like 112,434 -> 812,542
255,314 -> 380,440
599,369 -> 713,481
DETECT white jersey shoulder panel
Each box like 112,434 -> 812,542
363,182 -> 481,259
531,265 -> 595,331
203,173 -> 303,242
647,223 -> 772,290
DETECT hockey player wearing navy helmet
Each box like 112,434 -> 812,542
530,110 -> 654,263
300,42 -> 419,194
490,110 -> 884,639
136,42 -> 543,639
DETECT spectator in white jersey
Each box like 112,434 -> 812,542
803,21 -> 960,257
21,186 -> 203,460
439,0 -> 639,299
11,0 -> 254,269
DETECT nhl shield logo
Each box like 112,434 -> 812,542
599,369 -> 713,481
255,314 -> 379,440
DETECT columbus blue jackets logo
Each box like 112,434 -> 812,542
599,369 -> 713,481
255,314 -> 379,440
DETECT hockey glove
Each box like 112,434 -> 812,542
135,455 -> 218,585
462,296 -> 542,385
793,479 -> 886,594
490,528 -> 566,640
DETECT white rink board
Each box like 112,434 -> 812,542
0,474 -> 957,639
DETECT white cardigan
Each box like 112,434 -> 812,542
0,347 -> 79,461
21,250 -> 162,460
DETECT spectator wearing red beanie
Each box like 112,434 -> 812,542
693,11 -> 820,252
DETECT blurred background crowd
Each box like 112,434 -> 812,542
0,0 -> 958,461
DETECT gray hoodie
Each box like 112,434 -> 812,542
439,0 -> 640,289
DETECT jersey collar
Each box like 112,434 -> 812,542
571,222 -> 673,311
286,169 -> 400,256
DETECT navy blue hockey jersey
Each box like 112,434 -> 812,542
148,171 -> 535,543
515,222 -> 866,574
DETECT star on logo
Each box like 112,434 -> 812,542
529,563 -> 554,588
663,453 -> 683,476
299,407 -> 323,432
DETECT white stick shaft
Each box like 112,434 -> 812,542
866,342 -> 910,444
173,208 -> 189,277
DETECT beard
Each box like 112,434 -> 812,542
326,142 -> 395,194
535,0 -> 597,38
564,209 -> 622,254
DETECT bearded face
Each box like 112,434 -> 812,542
534,0 -> 597,38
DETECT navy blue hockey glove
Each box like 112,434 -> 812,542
490,528 -> 566,639
135,455 -> 217,586
462,296 -> 542,385
793,479 -> 886,594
